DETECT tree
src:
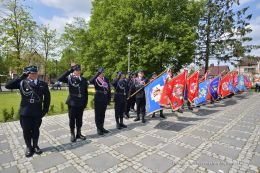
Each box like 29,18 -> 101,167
0,0 -> 37,73
38,24 -> 58,81
85,0 -> 203,78
196,0 -> 257,71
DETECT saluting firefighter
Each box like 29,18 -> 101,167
92,67 -> 111,135
58,64 -> 100,142
112,71 -> 130,129
5,66 -> 50,157
131,69 -> 148,123
150,72 -> 165,118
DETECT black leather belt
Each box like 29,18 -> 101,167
26,99 -> 42,103
70,94 -> 83,98
115,92 -> 126,95
96,90 -> 108,94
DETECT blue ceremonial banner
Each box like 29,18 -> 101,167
145,72 -> 168,114
210,76 -> 220,100
194,80 -> 210,106
236,75 -> 246,92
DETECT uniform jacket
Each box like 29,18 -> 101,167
90,75 -> 111,103
5,77 -> 50,117
58,70 -> 89,108
130,77 -> 148,99
112,77 -> 130,103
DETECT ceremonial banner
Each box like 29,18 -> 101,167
187,71 -> 199,103
219,74 -> 231,98
194,80 -> 210,106
236,75 -> 246,92
210,76 -> 220,100
160,70 -> 187,110
244,76 -> 251,90
145,72 -> 168,114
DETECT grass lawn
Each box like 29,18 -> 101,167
0,89 -> 95,122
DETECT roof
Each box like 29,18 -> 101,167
199,65 -> 230,77
237,57 -> 259,66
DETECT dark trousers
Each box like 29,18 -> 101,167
94,101 -> 107,130
68,106 -> 85,130
20,116 -> 42,148
115,97 -> 126,124
125,96 -> 134,114
136,97 -> 146,116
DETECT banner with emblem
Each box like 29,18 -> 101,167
219,74 -> 231,98
194,80 -> 210,106
187,71 -> 199,103
209,76 -> 221,100
166,70 -> 187,110
144,72 -> 168,114
244,75 -> 251,90
235,75 -> 246,92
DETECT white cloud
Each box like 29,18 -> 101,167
38,0 -> 92,33
245,16 -> 260,56
256,3 -> 260,9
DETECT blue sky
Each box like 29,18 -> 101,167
24,0 -> 260,59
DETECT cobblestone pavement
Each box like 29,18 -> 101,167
0,93 -> 260,173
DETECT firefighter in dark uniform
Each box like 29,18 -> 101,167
131,69 -> 148,123
58,64 -> 99,142
150,72 -> 165,118
112,71 -> 130,129
92,68 -> 111,135
5,66 -> 50,157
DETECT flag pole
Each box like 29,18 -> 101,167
127,66 -> 173,100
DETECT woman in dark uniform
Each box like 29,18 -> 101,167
112,71 -> 130,129
91,68 -> 111,135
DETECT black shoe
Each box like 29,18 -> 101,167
160,114 -> 166,119
34,146 -> 43,155
102,128 -> 109,133
125,113 -> 130,119
97,129 -> 104,135
120,123 -> 127,128
134,116 -> 140,121
70,130 -> 76,142
116,124 -> 122,130
177,109 -> 183,113
25,147 -> 34,157
151,113 -> 155,118
142,116 -> 146,123
76,134 -> 86,140
76,129 -> 86,140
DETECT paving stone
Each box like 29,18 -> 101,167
48,128 -> 68,138
120,167 -> 139,173
0,134 -> 6,141
209,144 -> 240,160
191,129 -> 213,139
140,154 -> 173,173
137,135 -> 165,147
162,143 -> 193,159
178,135 -> 203,147
254,145 -> 260,153
31,153 -> 67,172
115,143 -> 145,158
231,125 -> 254,133
43,124 -> 62,131
0,142 -> 10,150
56,166 -> 80,173
0,166 -> 19,173
196,154 -> 231,173
208,120 -> 227,127
250,155 -> 260,167
85,153 -> 120,173
154,130 -> 178,139
182,168 -> 200,173
70,143 -> 99,156
119,130 -> 141,138
97,135 -> 123,146
199,125 -> 221,133
225,130 -> 251,140
0,153 -> 14,164
219,136 -> 246,148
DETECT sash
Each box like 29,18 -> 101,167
97,77 -> 109,89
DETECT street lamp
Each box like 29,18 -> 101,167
127,35 -> 131,73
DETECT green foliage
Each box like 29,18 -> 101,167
196,0 -> 257,71
0,0 -> 37,74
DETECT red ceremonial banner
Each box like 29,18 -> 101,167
187,71 -> 199,103
244,75 -> 251,89
219,74 -> 231,98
